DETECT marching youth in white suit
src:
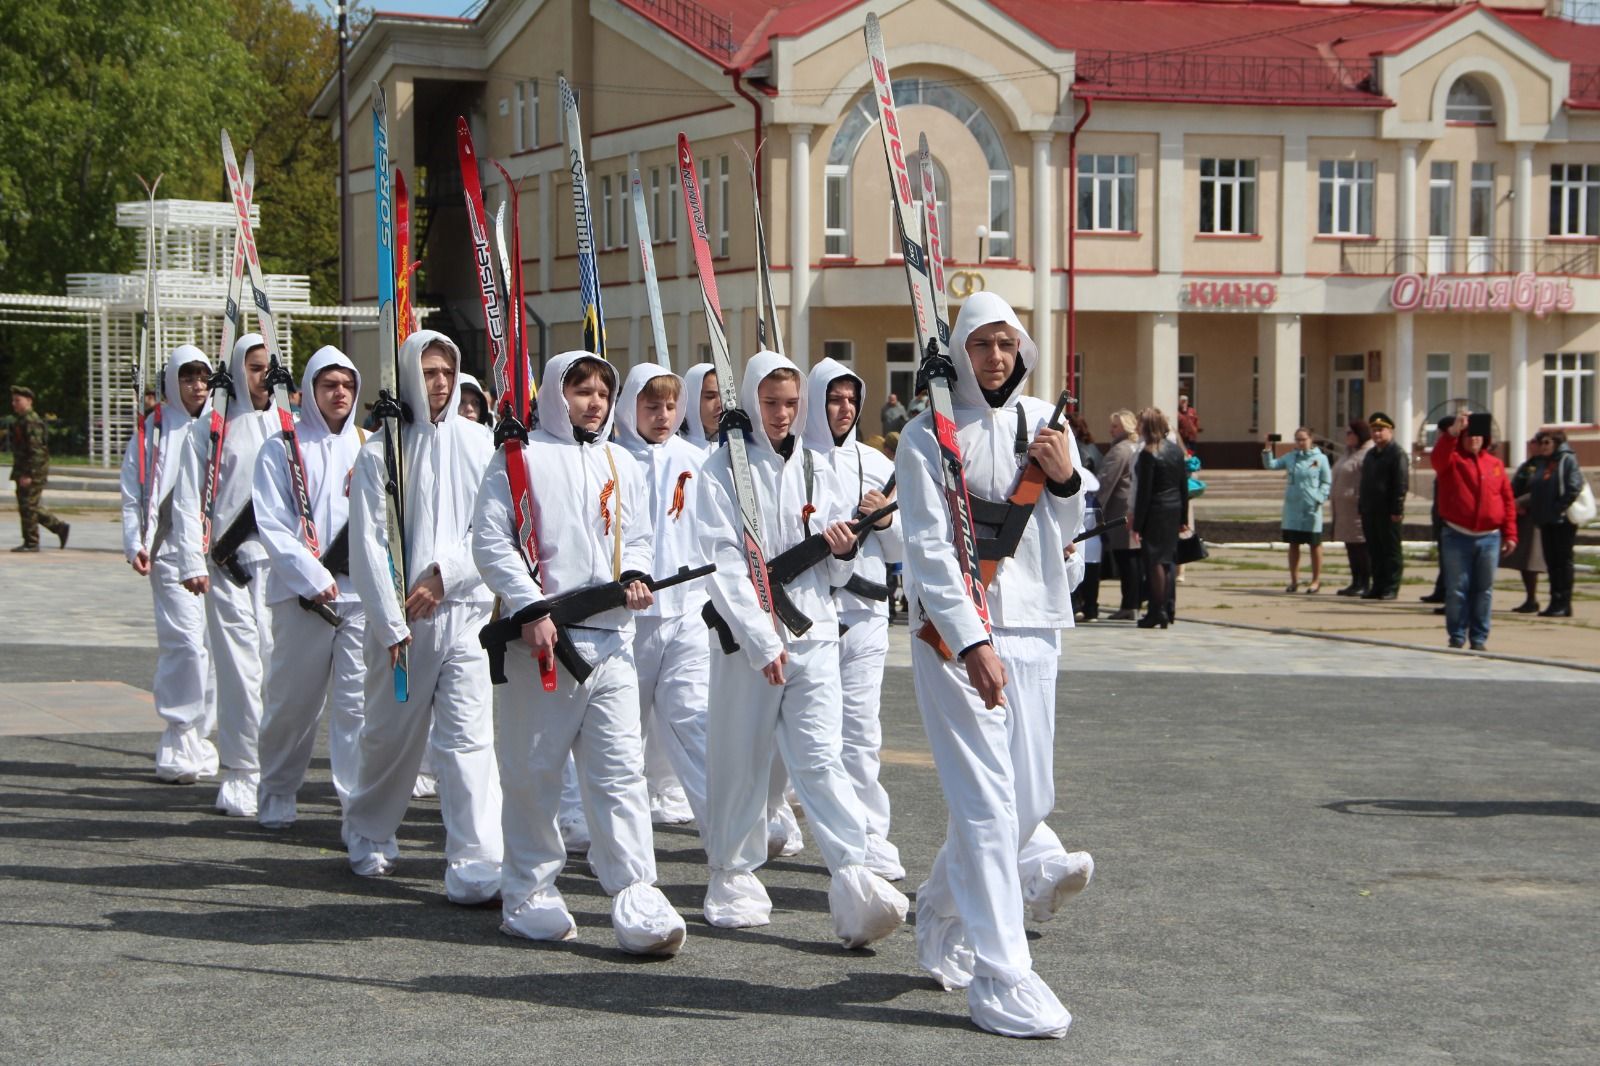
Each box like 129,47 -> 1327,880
614,363 -> 711,829
897,292 -> 1094,1039
802,358 -> 905,881
120,344 -> 219,784
250,346 -> 367,830
696,350 -> 907,946
343,330 -> 503,904
171,334 -> 275,815
472,351 -> 685,956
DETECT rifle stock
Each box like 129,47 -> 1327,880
209,504 -> 257,587
297,524 -> 351,625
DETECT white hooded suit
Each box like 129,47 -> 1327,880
895,292 -> 1092,1039
120,344 -> 219,783
250,346 -> 368,830
343,330 -> 503,904
171,334 -> 276,814
695,350 -> 907,947
472,350 -> 685,956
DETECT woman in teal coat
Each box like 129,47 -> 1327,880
1263,427 -> 1333,592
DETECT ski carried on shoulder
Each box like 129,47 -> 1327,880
200,152 -> 253,564
629,169 -> 672,368
559,76 -> 606,359
863,13 -> 991,653
395,167 -> 419,341
677,134 -> 783,637
134,173 -> 164,552
487,157 -> 535,417
737,142 -> 783,355
221,130 -> 324,594
372,85 -> 411,701
458,116 -> 556,691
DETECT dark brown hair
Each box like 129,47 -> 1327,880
1347,419 -> 1371,445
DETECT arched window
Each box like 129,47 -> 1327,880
826,78 -> 1013,259
1446,77 -> 1494,124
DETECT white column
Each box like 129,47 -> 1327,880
1031,132 -> 1055,398
789,125 -> 812,369
1157,129 -> 1184,277
1257,314 -> 1301,439
1281,132 -> 1307,277
1398,140 -> 1418,271
1512,142 -> 1534,272
1136,312 -> 1179,412
1508,312 -> 1529,459
1393,311 -> 1415,445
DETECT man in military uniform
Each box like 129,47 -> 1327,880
1358,411 -> 1408,599
8,386 -> 70,552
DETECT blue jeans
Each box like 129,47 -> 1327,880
1441,527 -> 1500,646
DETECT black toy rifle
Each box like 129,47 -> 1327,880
296,524 -> 350,625
209,504 -> 257,587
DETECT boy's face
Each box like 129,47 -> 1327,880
699,372 -> 722,439
315,367 -> 357,430
825,378 -> 858,440
565,372 -> 611,435
757,375 -> 800,445
421,347 -> 455,421
637,388 -> 679,444
177,363 -> 211,417
243,347 -> 271,410
965,322 -> 1019,391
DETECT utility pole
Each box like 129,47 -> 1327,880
337,2 -> 351,353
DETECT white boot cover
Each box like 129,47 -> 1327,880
703,870 -> 772,929
155,723 -> 219,784
347,833 -> 398,877
968,971 -> 1072,1040
650,784 -> 694,826
829,864 -> 908,949
865,833 -> 905,882
501,889 -> 577,942
1024,851 -> 1095,923
915,877 -> 976,990
766,800 -> 803,859
214,769 -> 259,817
613,882 -> 687,956
256,791 -> 297,830
411,773 -> 438,799
558,810 -> 592,853
445,859 -> 501,906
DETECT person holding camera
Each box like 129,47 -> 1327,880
1430,411 -> 1516,650
1262,427 -> 1332,593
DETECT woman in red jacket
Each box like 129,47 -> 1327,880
1429,413 -> 1517,650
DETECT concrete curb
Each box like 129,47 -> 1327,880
1188,615 -> 1600,676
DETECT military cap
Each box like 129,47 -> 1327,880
1367,412 -> 1394,430
10,385 -> 34,400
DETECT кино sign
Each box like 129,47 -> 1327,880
1182,280 -> 1278,309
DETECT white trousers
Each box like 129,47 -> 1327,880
496,640 -> 657,911
345,600 -> 502,868
838,612 -> 892,839
258,600 -> 365,804
913,627 -> 1060,986
149,554 -> 216,732
634,613 -> 710,823
206,560 -> 270,772
704,639 -> 868,875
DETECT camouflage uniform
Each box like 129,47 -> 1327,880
8,407 -> 68,548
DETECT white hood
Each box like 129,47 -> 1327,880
397,329 -> 463,426
803,357 -> 864,453
457,372 -> 490,423
209,333 -> 273,533
536,349 -> 618,445
224,333 -> 267,421
739,350 -> 805,457
680,361 -> 717,444
946,291 -> 1037,410
614,362 -> 681,448
297,345 -> 363,440
160,343 -> 212,429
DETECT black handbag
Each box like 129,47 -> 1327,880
1175,532 -> 1208,565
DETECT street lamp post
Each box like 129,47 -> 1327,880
337,2 -> 351,354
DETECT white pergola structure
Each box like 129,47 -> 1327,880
0,197 -> 383,467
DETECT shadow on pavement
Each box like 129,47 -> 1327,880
1324,798 -> 1600,818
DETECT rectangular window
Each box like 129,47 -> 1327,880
1178,353 -> 1197,406
529,80 -> 539,149
988,171 -> 1014,256
667,166 -> 679,241
1426,353 -> 1452,443
823,340 -> 853,363
717,155 -> 730,257
619,172 -> 630,247
1317,159 -> 1375,236
886,341 -> 917,412
1470,163 -> 1494,239
824,165 -> 850,257
1467,353 -> 1491,411
649,167 -> 662,243
1429,162 -> 1455,239
1078,153 -> 1136,233
1199,158 -> 1256,235
1550,164 -> 1600,237
600,175 -> 613,249
514,82 -> 527,153
1543,352 -> 1596,424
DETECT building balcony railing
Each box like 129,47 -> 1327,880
1073,49 -> 1379,99
1336,238 -> 1599,276
626,0 -> 735,59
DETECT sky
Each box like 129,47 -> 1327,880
313,0 -> 481,20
